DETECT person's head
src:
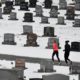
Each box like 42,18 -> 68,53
53,40 -> 56,43
65,40 -> 69,44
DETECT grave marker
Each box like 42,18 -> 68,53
71,42 -> 80,51
56,16 -> 66,25
50,6 -> 58,18
35,5 -> 43,17
40,16 -> 49,24
44,0 -> 52,9
23,13 -> 35,22
8,12 -> 18,20
24,33 -> 39,47
20,2 -> 29,11
22,25 -> 33,35
43,27 -> 55,37
2,33 -> 16,45
66,6 -> 75,20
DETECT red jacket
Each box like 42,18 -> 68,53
53,42 -> 58,51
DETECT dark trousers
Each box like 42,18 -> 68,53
64,52 -> 71,64
52,51 -> 60,62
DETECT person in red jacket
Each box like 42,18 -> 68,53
52,40 -> 61,64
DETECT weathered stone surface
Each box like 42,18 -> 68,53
22,25 -> 33,35
50,6 -> 58,18
24,33 -> 39,47
0,8 -> 3,19
20,2 -> 29,11
15,0 -> 25,5
2,33 -> 16,45
73,19 -> 80,27
38,60 -> 55,72
57,16 -> 66,25
71,42 -> 80,51
41,16 -> 49,23
29,0 -> 37,8
42,74 -> 69,80
9,12 -> 18,20
23,13 -> 35,22
44,0 -> 52,9
59,0 -> 67,9
66,6 -> 75,20
43,27 -> 55,37
35,5 -> 43,17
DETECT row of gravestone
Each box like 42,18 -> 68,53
0,1 -> 79,20
0,1 -> 77,20
0,7 -> 80,27
2,32 -> 59,48
1,57 -> 80,80
1,32 -> 80,51
1,0 -> 80,10
0,58 -> 26,80
1,3 -> 80,26
29,73 -> 80,80
15,58 -> 80,80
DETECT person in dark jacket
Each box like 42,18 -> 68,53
64,40 -> 72,65
52,40 -> 61,65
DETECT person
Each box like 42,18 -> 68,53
52,40 -> 61,65
64,40 -> 72,65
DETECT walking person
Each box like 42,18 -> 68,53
52,40 -> 61,65
64,40 -> 72,65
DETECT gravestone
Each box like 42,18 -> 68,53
50,6 -> 58,18
0,68 -> 21,80
42,74 -> 69,80
75,0 -> 80,10
0,3 -> 1,7
24,33 -> 39,47
70,65 -> 80,74
22,25 -> 33,35
15,58 -> 26,80
20,2 -> 29,11
15,58 -> 25,69
35,5 -> 43,17
1,0 -> 6,4
71,42 -> 80,51
44,0 -> 52,9
2,33 -> 16,45
73,19 -> 80,27
46,37 -> 60,49
3,6 -> 12,14
0,8 -> 3,19
43,27 -> 55,37
8,12 -> 18,20
15,0 -> 25,5
29,0 -> 37,8
30,78 -> 43,80
56,16 -> 66,25
38,60 -> 55,72
75,0 -> 80,3
66,6 -> 75,20
40,16 -> 49,23
75,3 -> 80,10
5,1 -> 14,9
59,0 -> 67,9
23,13 -> 35,22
